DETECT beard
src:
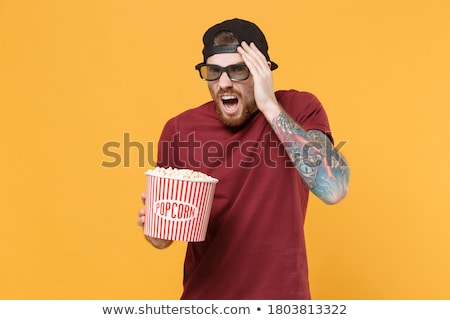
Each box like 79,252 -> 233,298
213,92 -> 259,127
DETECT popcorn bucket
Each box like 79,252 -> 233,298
144,168 -> 218,242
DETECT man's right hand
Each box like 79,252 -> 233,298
138,193 -> 173,249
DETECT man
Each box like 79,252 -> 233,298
137,18 -> 349,299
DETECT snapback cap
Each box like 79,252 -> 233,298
201,18 -> 278,70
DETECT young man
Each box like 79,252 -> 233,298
137,18 -> 349,299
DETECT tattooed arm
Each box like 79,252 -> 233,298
237,42 -> 349,204
271,111 -> 349,204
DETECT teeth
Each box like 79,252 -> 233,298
222,95 -> 237,100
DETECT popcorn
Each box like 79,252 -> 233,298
146,166 -> 217,182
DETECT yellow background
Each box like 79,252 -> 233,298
1,0 -> 449,299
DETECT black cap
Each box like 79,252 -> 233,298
201,18 -> 278,70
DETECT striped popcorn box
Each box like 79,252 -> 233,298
144,167 -> 218,242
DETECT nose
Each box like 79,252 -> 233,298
217,71 -> 233,89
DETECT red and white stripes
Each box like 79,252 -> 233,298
144,173 -> 217,242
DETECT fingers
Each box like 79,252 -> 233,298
137,193 -> 146,227
237,41 -> 276,112
238,41 -> 270,72
137,208 -> 145,227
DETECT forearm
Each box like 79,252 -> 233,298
265,106 -> 350,204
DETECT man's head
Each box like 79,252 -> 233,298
195,18 -> 277,127
201,18 -> 278,70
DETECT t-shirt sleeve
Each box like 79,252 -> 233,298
277,90 -> 334,145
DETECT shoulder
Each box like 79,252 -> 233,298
164,101 -> 217,128
275,89 -> 325,119
275,90 -> 321,107
159,101 -> 223,142
275,90 -> 332,139
173,101 -> 215,120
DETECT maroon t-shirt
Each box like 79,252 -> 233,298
156,90 -> 332,299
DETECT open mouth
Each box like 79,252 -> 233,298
221,95 -> 239,114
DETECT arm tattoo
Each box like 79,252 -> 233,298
271,112 -> 349,204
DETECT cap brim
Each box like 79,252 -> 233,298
270,61 -> 278,70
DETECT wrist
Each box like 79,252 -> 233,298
145,235 -> 173,249
260,100 -> 283,122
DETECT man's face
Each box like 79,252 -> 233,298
206,53 -> 257,127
